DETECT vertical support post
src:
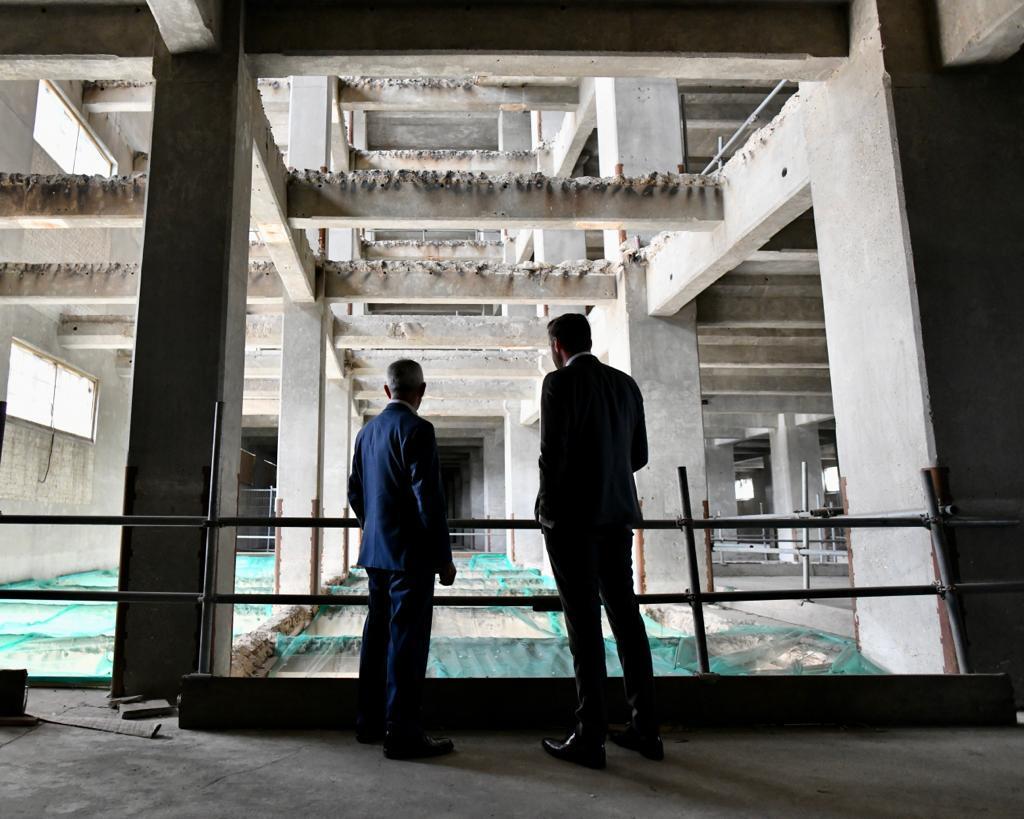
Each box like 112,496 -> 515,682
922,469 -> 971,674
197,401 -> 224,675
702,499 -> 715,593
801,460 -> 811,590
0,400 -> 7,468
677,466 -> 711,674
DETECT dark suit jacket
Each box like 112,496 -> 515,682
348,402 -> 452,573
536,354 -> 648,528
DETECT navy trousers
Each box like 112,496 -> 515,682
544,525 -> 658,741
357,568 -> 435,738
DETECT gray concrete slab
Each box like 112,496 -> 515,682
2,688 -> 1022,818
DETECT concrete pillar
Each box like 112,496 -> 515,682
595,77 -> 683,260
112,5 -> 252,697
0,330 -> 11,404
769,416 -> 823,562
482,427 -> 506,552
275,301 -> 326,594
287,76 -> 331,170
469,446 -> 485,550
705,442 -> 738,542
503,403 -> 545,570
592,76 -> 703,593
533,229 -> 588,318
321,375 -> 352,583
287,75 -> 331,254
801,0 -> 1024,685
498,110 -> 531,152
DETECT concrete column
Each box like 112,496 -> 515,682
595,77 -> 683,260
275,301 -> 326,594
705,442 -> 738,542
321,375 -> 352,583
0,329 -> 11,404
482,427 -> 506,552
769,416 -> 823,562
802,0 -> 1024,685
533,229 -> 588,318
498,110 -> 531,152
469,446 -> 485,550
287,76 -> 331,170
592,76 -> 702,593
287,75 -> 331,254
504,403 -> 545,570
113,5 -> 253,697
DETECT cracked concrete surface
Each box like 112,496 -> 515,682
1,689 -> 1022,818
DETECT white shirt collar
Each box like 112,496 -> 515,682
387,398 -> 419,416
565,351 -> 594,367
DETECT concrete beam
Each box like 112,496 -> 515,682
698,327 -> 828,346
702,394 -> 834,416
147,0 -> 220,54
543,77 -> 596,177
82,82 -> 155,114
361,398 -> 508,418
698,342 -> 829,369
288,171 -> 722,231
701,370 -> 833,396
704,411 -> 832,431
0,174 -> 146,229
361,240 -> 504,261
352,378 -> 535,402
353,150 -> 538,174
345,349 -> 542,380
59,314 -> 282,351
0,5 -> 157,81
322,259 -> 617,305
936,0 -> 1024,66
333,315 -> 548,350
251,103 -> 317,302
644,96 -> 812,315
0,262 -> 282,306
338,80 -> 579,112
697,292 -> 825,330
245,3 -> 848,80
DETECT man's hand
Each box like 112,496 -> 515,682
439,561 -> 457,587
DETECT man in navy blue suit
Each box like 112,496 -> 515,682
348,359 -> 457,760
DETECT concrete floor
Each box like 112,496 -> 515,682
2,689 -> 1022,818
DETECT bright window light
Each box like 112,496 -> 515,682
33,81 -> 114,176
823,466 -> 841,494
735,477 -> 755,502
6,341 -> 98,440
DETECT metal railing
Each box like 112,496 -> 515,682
1,402 -> 1022,678
700,79 -> 789,176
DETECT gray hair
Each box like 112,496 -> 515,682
386,359 -> 425,395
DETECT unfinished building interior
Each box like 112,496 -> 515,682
1,1 -> 1023,815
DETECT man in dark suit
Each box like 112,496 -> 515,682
348,358 -> 458,760
536,313 -> 662,769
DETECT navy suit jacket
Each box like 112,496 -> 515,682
536,354 -> 648,528
348,402 -> 452,574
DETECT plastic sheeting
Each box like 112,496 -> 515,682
0,554 -> 277,683
267,556 -> 885,678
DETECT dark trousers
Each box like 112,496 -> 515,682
357,568 -> 435,738
545,525 -> 658,741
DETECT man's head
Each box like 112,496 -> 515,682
547,312 -> 592,369
385,359 -> 427,409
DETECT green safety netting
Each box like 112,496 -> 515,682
2,552 -> 885,683
0,554 -> 277,683
267,556 -> 885,678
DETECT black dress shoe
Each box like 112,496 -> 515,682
356,728 -> 385,745
541,732 -> 606,770
608,726 -> 664,761
383,733 -> 455,760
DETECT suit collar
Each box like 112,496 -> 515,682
385,399 -> 419,416
566,351 -> 597,368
